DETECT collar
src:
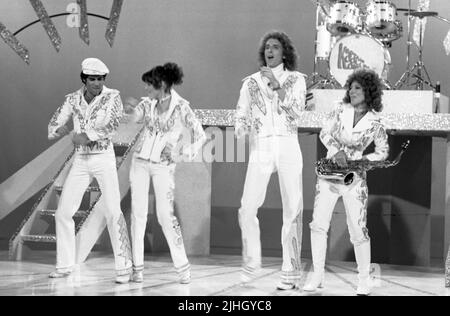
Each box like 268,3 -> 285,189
150,89 -> 183,123
78,85 -> 112,100
270,63 -> 285,80
342,103 -> 378,132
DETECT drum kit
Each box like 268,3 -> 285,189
307,0 -> 442,91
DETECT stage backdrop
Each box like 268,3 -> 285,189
1,1 -> 450,260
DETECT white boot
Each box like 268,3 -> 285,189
303,231 -> 327,292
354,242 -> 372,296
303,272 -> 325,292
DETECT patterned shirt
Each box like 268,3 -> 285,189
48,86 -> 123,154
320,102 -> 389,161
234,64 -> 307,138
131,89 -> 206,165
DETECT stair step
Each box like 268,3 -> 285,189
21,235 -> 56,243
54,185 -> 100,193
40,209 -> 88,218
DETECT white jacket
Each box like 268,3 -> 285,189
48,86 -> 123,154
234,64 -> 307,139
320,102 -> 389,161
131,89 -> 206,164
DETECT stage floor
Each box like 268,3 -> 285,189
0,251 -> 447,296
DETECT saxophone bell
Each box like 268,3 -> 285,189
315,161 -> 356,186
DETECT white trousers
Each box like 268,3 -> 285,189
309,177 -> 370,246
129,157 -> 190,275
239,136 -> 304,282
55,151 -> 132,276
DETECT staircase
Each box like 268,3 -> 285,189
9,121 -> 143,261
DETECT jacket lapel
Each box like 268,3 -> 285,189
247,74 -> 267,115
71,88 -> 87,123
353,110 -> 376,133
87,86 -> 111,118
342,105 -> 354,134
164,89 -> 180,124
151,89 -> 180,131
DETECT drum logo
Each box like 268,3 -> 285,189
337,43 -> 367,71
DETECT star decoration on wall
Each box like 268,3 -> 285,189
0,0 -> 125,64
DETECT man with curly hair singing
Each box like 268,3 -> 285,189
235,31 -> 308,290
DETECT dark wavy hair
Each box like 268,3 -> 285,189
343,69 -> 384,112
141,62 -> 184,93
257,31 -> 298,71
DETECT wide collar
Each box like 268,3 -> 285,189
149,89 -> 183,125
341,103 -> 378,133
73,85 -> 115,119
78,85 -> 114,102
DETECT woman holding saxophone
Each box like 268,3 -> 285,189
303,69 -> 389,296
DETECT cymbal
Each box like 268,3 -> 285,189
404,11 -> 438,18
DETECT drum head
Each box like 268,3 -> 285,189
326,1 -> 362,36
329,34 -> 389,86
377,20 -> 403,43
368,22 -> 397,35
366,0 -> 398,36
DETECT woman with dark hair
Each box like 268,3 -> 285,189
303,69 -> 389,295
124,62 -> 206,284
235,31 -> 307,290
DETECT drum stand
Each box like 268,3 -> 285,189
307,66 -> 341,90
307,4 -> 341,90
395,3 -> 435,90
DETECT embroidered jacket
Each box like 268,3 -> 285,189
320,102 -> 389,161
234,65 -> 307,139
48,86 -> 123,154
131,89 -> 206,165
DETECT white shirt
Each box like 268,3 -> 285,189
235,63 -> 307,139
320,102 -> 389,161
48,86 -> 123,154
131,89 -> 206,164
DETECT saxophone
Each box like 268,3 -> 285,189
315,140 -> 410,185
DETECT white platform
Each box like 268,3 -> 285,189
311,89 -> 450,114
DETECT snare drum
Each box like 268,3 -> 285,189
376,20 -> 403,43
366,1 -> 399,36
326,1 -> 362,36
329,34 -> 391,87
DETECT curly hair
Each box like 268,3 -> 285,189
343,69 -> 384,112
141,62 -> 184,93
257,31 -> 298,71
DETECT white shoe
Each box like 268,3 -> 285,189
49,270 -> 71,279
131,270 -> 144,283
115,273 -> 131,284
179,270 -> 191,284
303,272 -> 325,292
276,281 -> 296,290
240,268 -> 261,284
305,230 -> 328,292
356,277 -> 372,296
354,242 -> 372,296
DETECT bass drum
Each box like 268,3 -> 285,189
329,34 -> 391,87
